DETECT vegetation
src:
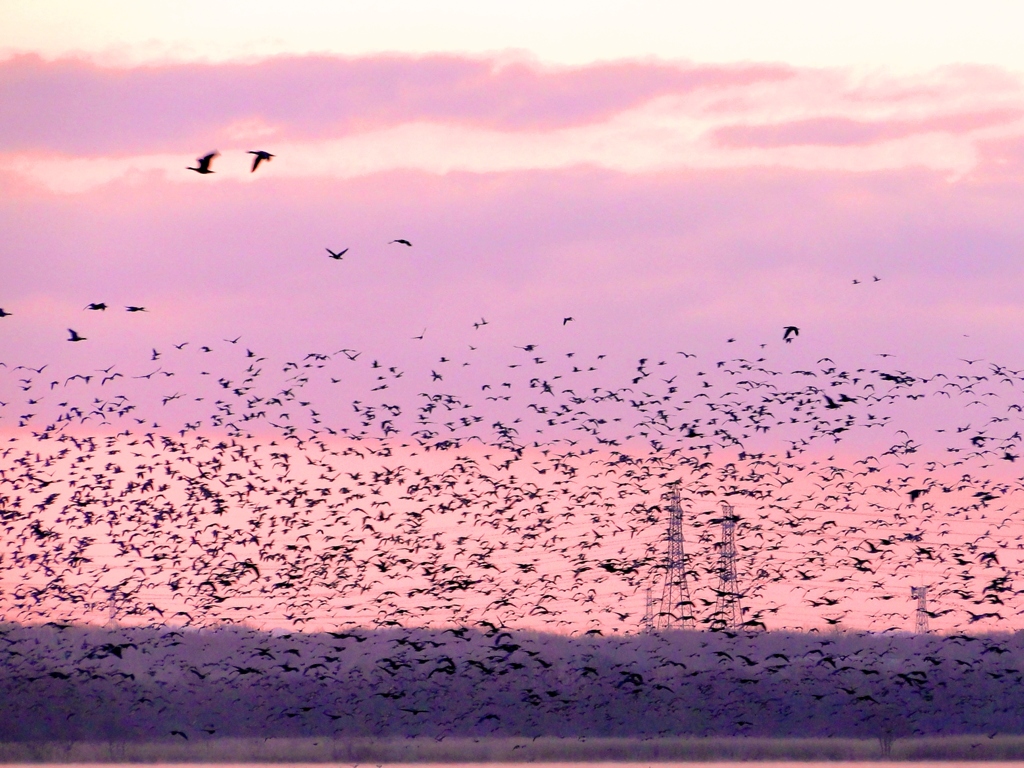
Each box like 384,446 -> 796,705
4,623 -> 1024,754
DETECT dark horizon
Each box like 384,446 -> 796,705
3,621 -> 1024,745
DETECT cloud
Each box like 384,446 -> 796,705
3,54 -> 1024,376
3,55 -> 1023,194
712,109 -> 1024,148
0,53 -> 792,155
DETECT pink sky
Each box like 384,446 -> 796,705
4,33 -> 1024,634
1,54 -> 1024,371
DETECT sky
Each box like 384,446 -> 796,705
6,2 -> 1024,72
3,1 -> 1024,370
3,2 -> 1024,634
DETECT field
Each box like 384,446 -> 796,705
3,736 -> 1024,763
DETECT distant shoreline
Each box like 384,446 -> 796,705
2,735 -> 1024,763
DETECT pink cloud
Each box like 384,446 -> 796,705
712,108 -> 1024,148
0,54 -> 792,155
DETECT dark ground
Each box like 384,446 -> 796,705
2,622 -> 1024,748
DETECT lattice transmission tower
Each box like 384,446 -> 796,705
911,585 -> 929,634
646,489 -> 695,631
641,587 -> 655,633
712,502 -> 742,631
105,588 -> 120,628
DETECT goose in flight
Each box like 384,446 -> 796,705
248,150 -> 274,172
187,152 -> 218,174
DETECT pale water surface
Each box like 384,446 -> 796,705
12,763 -> 1024,767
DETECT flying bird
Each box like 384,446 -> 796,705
248,150 -> 274,172
85,303 -> 107,311
0,308 -> 10,318
187,152 -> 218,174
326,248 -> 348,260
67,329 -> 86,342
390,239 -> 412,246
563,317 -> 575,325
783,326 -> 800,343
126,306 -> 147,312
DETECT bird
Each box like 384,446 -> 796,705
67,329 -> 86,342
562,317 -> 574,325
84,303 -> 107,311
126,306 -> 147,312
390,239 -> 412,247
326,248 -> 348,260
187,152 -> 218,174
783,326 -> 800,343
248,150 -> 274,172
0,308 -> 10,318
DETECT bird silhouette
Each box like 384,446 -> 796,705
390,239 -> 412,246
783,326 -> 800,343
248,150 -> 274,172
66,329 -> 86,342
326,248 -> 348,260
187,152 -> 218,174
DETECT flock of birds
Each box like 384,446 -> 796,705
0,325 -> 1022,636
188,150 -> 274,175
3,621 -> 1024,744
0,146 -> 1020,746
0,150 -> 420,341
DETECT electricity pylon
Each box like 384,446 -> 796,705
641,586 -> 655,634
651,489 -> 695,630
106,589 -> 119,628
712,502 -> 742,631
911,585 -> 929,634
